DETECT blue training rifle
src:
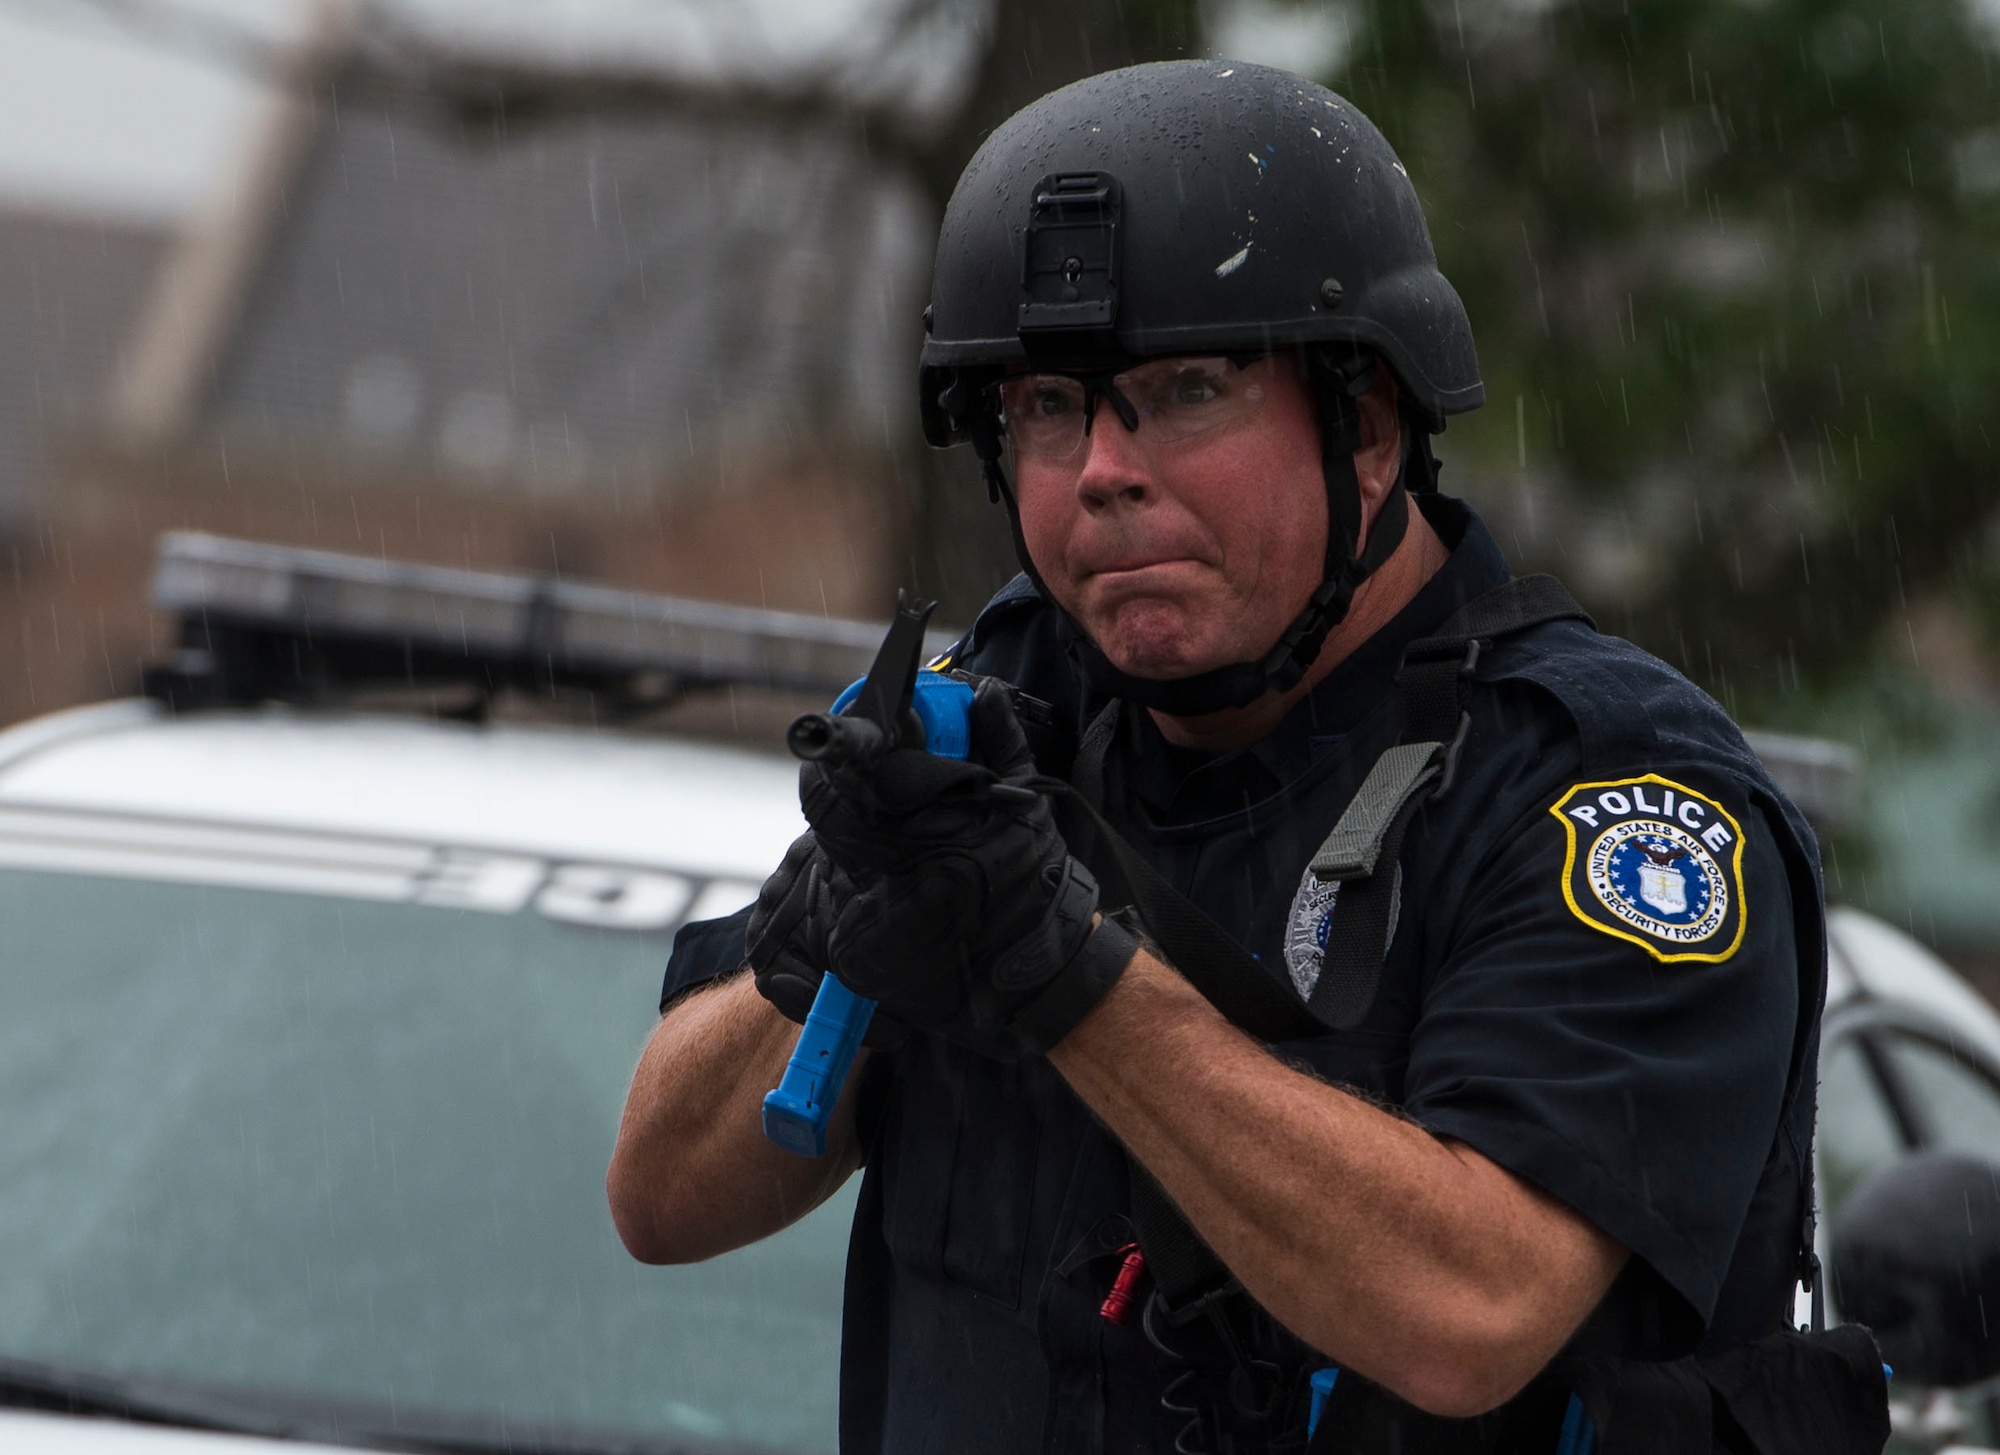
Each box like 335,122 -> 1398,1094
761,596 -> 973,1158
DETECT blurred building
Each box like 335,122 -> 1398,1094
0,213 -> 169,514
0,208 -> 173,719
7,4 -> 938,725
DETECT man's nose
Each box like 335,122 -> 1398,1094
1073,399 -> 1154,512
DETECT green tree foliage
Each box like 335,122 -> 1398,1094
1320,0 -> 2000,708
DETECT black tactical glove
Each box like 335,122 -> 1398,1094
800,678 -> 1138,1054
744,831 -> 908,1049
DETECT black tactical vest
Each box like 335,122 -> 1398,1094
826,502 -> 1884,1455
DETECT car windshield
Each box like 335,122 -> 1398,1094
0,862 -> 849,1454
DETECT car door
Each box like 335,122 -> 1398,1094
1818,999 -> 2000,1452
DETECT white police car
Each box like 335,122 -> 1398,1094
0,537 -> 1994,1454
1814,903 -> 2000,1454
0,535 -> 895,1454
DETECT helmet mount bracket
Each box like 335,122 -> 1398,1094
1017,172 -> 1123,364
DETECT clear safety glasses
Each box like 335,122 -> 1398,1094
998,355 -> 1275,465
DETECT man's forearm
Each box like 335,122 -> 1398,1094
608,971 -> 864,1265
1048,951 -> 1625,1417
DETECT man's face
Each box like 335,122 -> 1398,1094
1004,355 -> 1328,681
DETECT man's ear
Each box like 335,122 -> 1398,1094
1352,368 -> 1403,543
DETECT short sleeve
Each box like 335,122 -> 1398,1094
1402,763 -> 1798,1328
658,903 -> 754,1014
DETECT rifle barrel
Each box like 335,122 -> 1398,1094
786,712 -> 887,764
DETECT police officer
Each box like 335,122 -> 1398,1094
609,61 -> 1889,1454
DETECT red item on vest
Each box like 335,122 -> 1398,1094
1099,1243 -> 1147,1325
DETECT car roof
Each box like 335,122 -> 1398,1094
0,700 -> 805,883
1826,904 -> 2000,1066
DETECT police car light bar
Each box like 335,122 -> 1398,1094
145,532 -> 958,710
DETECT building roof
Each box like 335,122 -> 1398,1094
365,0 -> 986,132
201,79 -> 926,486
91,0 -> 936,497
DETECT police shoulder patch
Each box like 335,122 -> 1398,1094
1547,773 -> 1748,963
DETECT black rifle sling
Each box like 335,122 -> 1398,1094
1062,575 -> 1591,1320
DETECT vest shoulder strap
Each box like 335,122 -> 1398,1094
1419,571 -> 1592,647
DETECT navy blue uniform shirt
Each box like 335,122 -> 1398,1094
659,494 -> 1826,1454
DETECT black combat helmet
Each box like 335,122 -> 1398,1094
920,60 -> 1483,715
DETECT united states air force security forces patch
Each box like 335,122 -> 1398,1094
1549,774 -> 1748,963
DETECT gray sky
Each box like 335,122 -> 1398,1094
0,2 -> 281,223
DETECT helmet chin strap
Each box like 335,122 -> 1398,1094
970,351 -> 1413,720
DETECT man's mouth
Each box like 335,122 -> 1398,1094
1082,553 -> 1204,581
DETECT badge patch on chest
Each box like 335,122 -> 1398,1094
1548,775 -> 1747,963
1283,864 -> 1401,999
1283,872 -> 1342,998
